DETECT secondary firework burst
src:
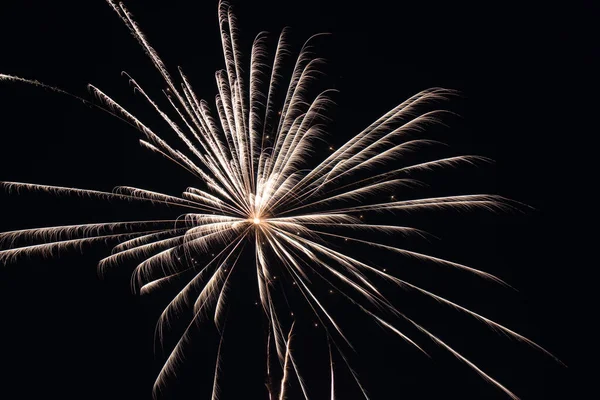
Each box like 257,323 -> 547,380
0,1 -> 559,399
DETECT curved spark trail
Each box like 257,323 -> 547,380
0,1 -> 559,399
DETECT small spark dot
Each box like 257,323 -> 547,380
290,312 -> 294,316
383,268 -> 387,272
314,323 -> 318,327
329,289 -> 334,294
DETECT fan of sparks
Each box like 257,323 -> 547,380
0,1 -> 559,399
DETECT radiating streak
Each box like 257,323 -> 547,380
214,244 -> 245,329
269,34 -> 329,165
266,326 -> 274,400
308,194 -> 513,217
145,229 -> 246,313
328,340 -> 335,400
114,186 -> 205,209
99,222 -> 235,281
0,229 -> 163,264
138,233 -> 233,296
0,220 -> 178,247
0,73 -> 150,132
0,73 -> 93,105
306,139 -> 441,198
271,213 -> 358,224
88,85 -> 199,171
123,76 -> 205,164
286,114 -> 446,206
278,226 -> 540,399
264,231 -> 354,349
0,181 -> 199,210
295,222 -> 432,239
270,250 -> 363,400
282,178 -> 419,214
286,89 -> 451,194
272,228 -> 383,307
370,314 -> 428,355
152,235 -> 248,395
288,351 -> 310,400
278,322 -> 295,400
277,251 -> 416,400
211,330 -> 227,400
351,254 -> 561,363
302,230 -> 561,388
139,140 -> 204,179
111,227 -> 188,254
406,316 -> 520,400
309,228 -> 507,284
330,155 -> 493,195
273,229 -> 429,356
139,226 -> 243,298
182,192 -> 239,216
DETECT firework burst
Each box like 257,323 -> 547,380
0,1 -> 559,399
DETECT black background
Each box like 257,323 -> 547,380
0,1 -> 587,399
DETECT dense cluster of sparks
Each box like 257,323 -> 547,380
0,1 -> 559,399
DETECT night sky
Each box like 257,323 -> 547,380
0,1 -> 583,399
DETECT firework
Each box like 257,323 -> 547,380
0,1 -> 559,399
